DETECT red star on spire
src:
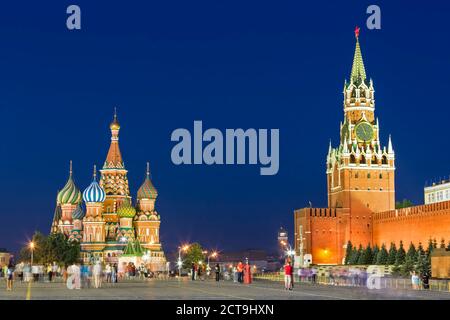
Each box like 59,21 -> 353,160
355,26 -> 360,39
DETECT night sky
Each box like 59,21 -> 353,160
1,1 -> 450,255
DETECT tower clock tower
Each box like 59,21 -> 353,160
326,27 -> 395,249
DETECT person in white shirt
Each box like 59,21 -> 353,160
93,261 -> 103,288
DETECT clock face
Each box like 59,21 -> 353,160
355,122 -> 374,141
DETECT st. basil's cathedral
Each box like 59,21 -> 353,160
50,112 -> 166,270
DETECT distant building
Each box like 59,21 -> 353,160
0,248 -> 10,268
216,249 -> 280,272
424,180 -> 450,204
277,227 -> 288,245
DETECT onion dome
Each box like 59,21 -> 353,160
110,107 -> 120,130
83,165 -> 106,203
72,203 -> 85,220
137,162 -> 158,200
117,198 -> 136,218
57,161 -> 82,205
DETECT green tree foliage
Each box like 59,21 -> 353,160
19,231 -> 80,266
348,247 -> 359,265
406,242 -> 416,262
19,231 -> 47,264
376,244 -> 388,265
395,241 -> 406,265
183,243 -> 205,269
416,252 -> 431,276
415,242 -> 425,262
371,245 -> 379,265
387,242 -> 397,265
401,255 -> 415,276
355,245 -> 364,265
358,244 -> 372,265
344,241 -> 353,265
395,199 -> 413,209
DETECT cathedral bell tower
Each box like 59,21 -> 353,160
99,109 -> 131,240
326,27 -> 395,250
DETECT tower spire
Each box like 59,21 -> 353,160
350,26 -> 366,83
104,108 -> 124,168
69,160 -> 73,177
93,164 -> 97,180
146,162 -> 150,178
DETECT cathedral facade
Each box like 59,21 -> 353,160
294,30 -> 450,265
51,112 -> 166,270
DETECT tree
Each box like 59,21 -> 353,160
183,243 -> 204,269
401,255 -> 415,276
348,247 -> 359,265
426,239 -> 434,258
433,238 -> 438,249
358,244 -> 372,265
440,238 -> 446,249
387,242 -> 397,265
376,244 -> 388,265
355,245 -> 364,265
371,245 -> 379,265
395,199 -> 413,209
415,242 -> 425,263
416,252 -> 430,277
395,241 -> 406,265
19,231 -> 47,264
344,241 -> 353,265
406,242 -> 416,263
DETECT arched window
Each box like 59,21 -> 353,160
371,156 -> 378,165
350,155 -> 356,164
379,173 -> 383,179
367,173 -> 371,178
382,156 -> 388,165
360,155 -> 366,164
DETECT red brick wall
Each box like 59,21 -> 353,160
373,201 -> 450,247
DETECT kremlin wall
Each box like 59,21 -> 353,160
294,30 -> 450,265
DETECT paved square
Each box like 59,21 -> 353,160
1,279 -> 449,300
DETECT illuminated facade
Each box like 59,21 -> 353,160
51,112 -> 166,270
294,29 -> 450,265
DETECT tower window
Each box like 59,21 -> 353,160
360,155 -> 366,164
367,173 -> 371,178
382,156 -> 388,165
379,173 -> 383,179
350,155 -> 356,164
355,172 -> 359,178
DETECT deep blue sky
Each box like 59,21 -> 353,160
1,1 -> 450,255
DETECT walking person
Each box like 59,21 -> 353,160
47,264 -> 53,282
6,263 -> 14,291
111,264 -> 117,285
105,264 -> 112,283
215,264 -> 221,282
93,261 -> 103,288
237,262 -> 244,283
284,261 -> 293,290
191,263 -> 196,281
411,271 -> 420,290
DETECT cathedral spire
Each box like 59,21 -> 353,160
388,135 -> 394,154
350,26 -> 367,84
104,108 -> 124,169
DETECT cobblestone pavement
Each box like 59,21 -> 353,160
0,278 -> 449,300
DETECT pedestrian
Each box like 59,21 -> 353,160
215,264 -> 221,282
284,261 -> 293,290
93,261 -> 103,288
73,263 -> 81,290
17,263 -> 24,283
237,262 -> 244,283
191,263 -> 196,281
232,265 -> 238,283
421,272 -> 430,290
6,263 -> 14,291
47,264 -> 53,282
243,261 -> 252,284
105,264 -> 112,283
111,264 -> 117,284
411,271 -> 420,290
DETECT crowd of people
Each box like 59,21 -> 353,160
282,262 -> 432,291
1,260 -> 162,291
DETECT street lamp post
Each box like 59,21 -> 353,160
178,245 -> 189,277
29,242 -> 35,267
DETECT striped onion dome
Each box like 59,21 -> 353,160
57,161 -> 82,205
117,198 -> 136,218
137,163 -> 158,200
72,204 -> 85,220
83,165 -> 106,203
